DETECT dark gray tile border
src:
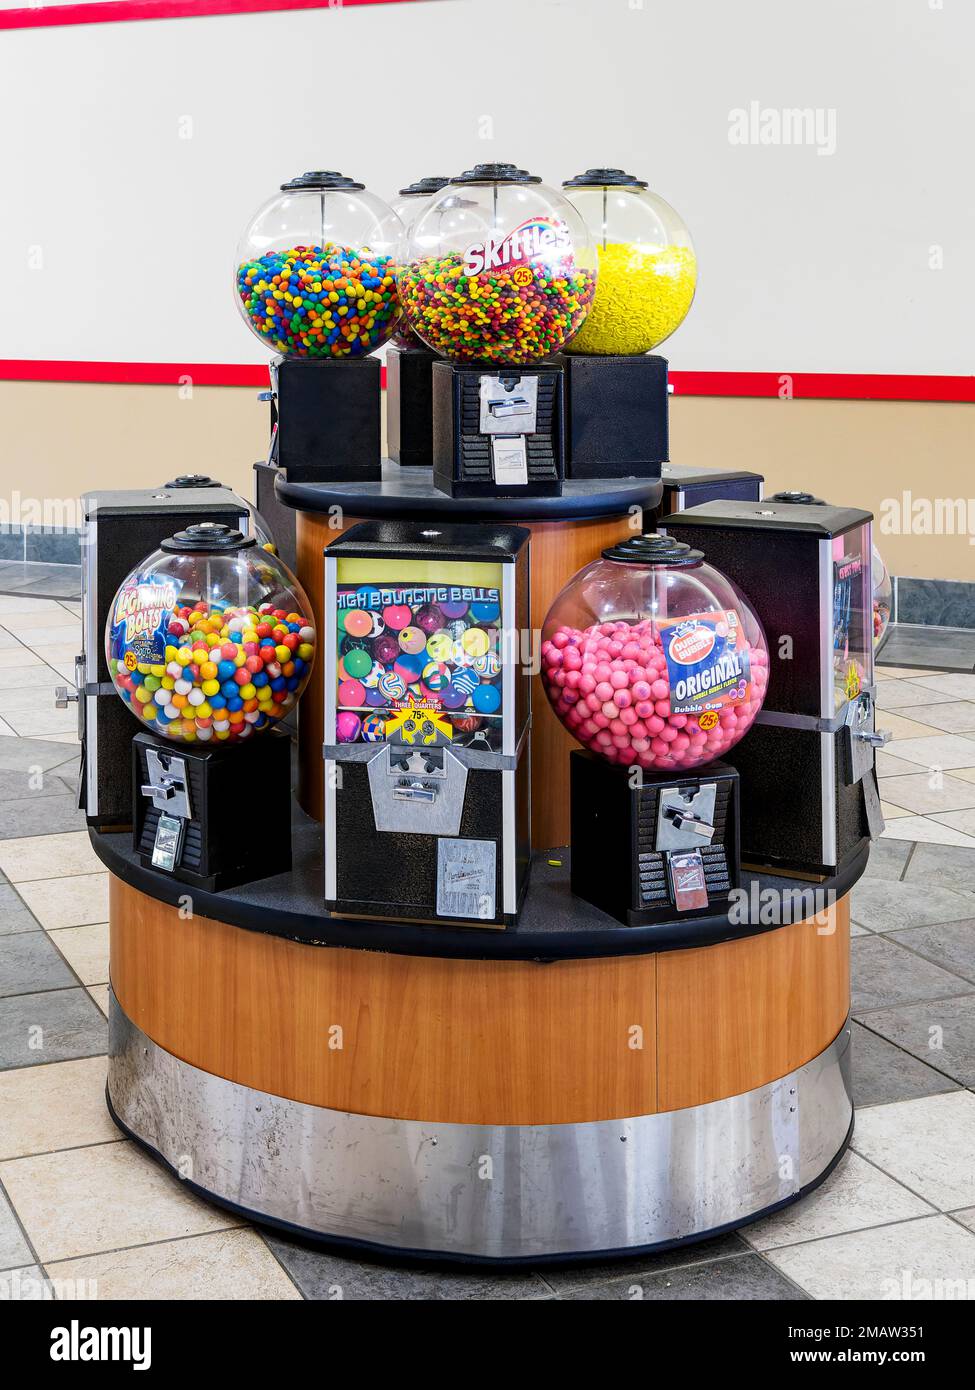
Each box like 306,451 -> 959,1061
858,994 -> 975,1087
851,935 -> 972,1016
887,920 -> 975,985
0,795 -> 86,840
24,529 -> 82,566
897,579 -> 975,631
560,1253 -> 804,1301
878,625 -> 975,674
0,769 -> 74,803
262,1234 -> 550,1300
0,736 -> 85,775
861,839 -> 913,882
541,1231 -> 750,1292
0,931 -> 78,999
904,841 -> 975,894
0,987 -> 107,1068
851,1020 -> 960,1107
0,562 -> 81,601
851,877 -> 975,933
0,883 -> 42,937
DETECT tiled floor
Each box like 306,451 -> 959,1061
1,596 -> 974,1299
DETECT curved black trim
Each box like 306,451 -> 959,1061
276,466 -> 663,523
105,1083 -> 854,1271
91,820 -> 869,963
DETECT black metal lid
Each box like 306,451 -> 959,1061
160,522 -> 256,554
163,474 -> 225,490
601,533 -> 704,567
280,170 -> 365,192
450,163 -> 541,185
767,490 -> 827,506
563,167 -> 648,188
398,176 -> 453,197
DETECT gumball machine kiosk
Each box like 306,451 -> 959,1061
323,519 -> 531,927
235,170 -> 403,483
542,533 -> 767,924
106,522 -> 316,891
397,163 -> 598,498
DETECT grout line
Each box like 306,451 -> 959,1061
254,1230 -> 309,1300
37,1222 -> 249,1272
1,1137 -> 125,1164
0,1171 -> 45,1273
853,1015 -> 973,1090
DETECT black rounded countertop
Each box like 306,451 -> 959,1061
276,461 -> 663,523
91,809 -> 868,964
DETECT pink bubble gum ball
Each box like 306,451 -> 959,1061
541,615 -> 766,773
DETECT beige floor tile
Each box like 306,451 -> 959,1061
37,731 -> 81,745
0,597 -> 62,616
0,831 -> 101,882
765,1215 -> 975,1300
896,702 -> 975,734
881,816 -> 975,849
3,706 -> 80,738
87,984 -> 109,1017
46,1229 -> 301,1301
742,1152 -> 934,1251
6,625 -> 81,649
0,666 -> 59,692
0,1141 -> 241,1262
17,874 -> 108,930
930,808 -> 975,839
0,1057 -> 118,1159
0,685 -> 67,713
951,768 -> 975,784
876,772 -> 975,816
911,673 -> 975,701
876,750 -> 925,777
2,612 -> 82,636
874,679 -> 956,710
953,1208 -> 975,1235
875,666 -> 938,679
880,800 -> 911,819
852,1092 -> 975,1210
884,733 -> 975,771
48,922 -> 108,986
0,649 -> 43,670
880,713 -> 959,743
0,718 -> 14,737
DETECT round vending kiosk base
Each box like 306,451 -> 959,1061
101,864 -> 856,1266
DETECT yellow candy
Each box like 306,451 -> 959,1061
567,243 -> 697,356
202,679 -> 220,697
177,649 -> 193,666
275,644 -> 290,663
149,664 -> 165,678
297,642 -> 314,661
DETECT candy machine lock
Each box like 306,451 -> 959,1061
479,374 -> 539,487
141,748 -> 192,821
656,783 -> 718,852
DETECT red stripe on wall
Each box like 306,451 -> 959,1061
2,360 -> 973,402
0,0 -> 415,30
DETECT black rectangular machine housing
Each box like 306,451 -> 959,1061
253,461 -> 297,573
80,486 -> 250,829
564,353 -> 668,479
664,499 -> 881,876
570,752 -> 740,927
270,355 -> 381,482
323,520 -> 532,928
432,360 -> 564,498
386,343 -> 437,468
646,462 -> 764,526
133,729 -> 291,893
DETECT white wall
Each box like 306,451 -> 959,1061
1,0 -> 972,373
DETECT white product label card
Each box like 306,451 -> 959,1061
491,435 -> 529,487
437,838 -> 496,921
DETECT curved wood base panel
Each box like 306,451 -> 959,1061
294,507 -> 636,848
110,876 -> 849,1127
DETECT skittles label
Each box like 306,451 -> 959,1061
109,576 -> 179,666
658,610 -> 752,716
462,216 -> 575,278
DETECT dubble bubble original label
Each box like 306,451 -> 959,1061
659,609 -> 752,715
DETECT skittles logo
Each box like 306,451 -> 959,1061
462,216 -> 574,278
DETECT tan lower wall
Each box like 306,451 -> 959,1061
1,380 -> 972,582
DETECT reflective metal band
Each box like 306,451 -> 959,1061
108,992 -> 853,1262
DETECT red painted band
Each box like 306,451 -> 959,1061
2,360 -> 973,402
0,0 -> 416,31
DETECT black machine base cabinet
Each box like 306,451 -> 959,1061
386,344 -> 437,468
570,752 -> 740,927
431,361 -> 565,498
133,730 -> 291,893
565,353 -> 668,479
271,356 -> 381,482
326,758 -> 530,929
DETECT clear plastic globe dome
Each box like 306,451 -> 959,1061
397,162 -> 597,364
562,168 -> 696,355
106,522 -> 317,744
541,535 -> 768,772
873,543 -> 892,650
234,171 -> 403,358
388,176 -> 453,349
